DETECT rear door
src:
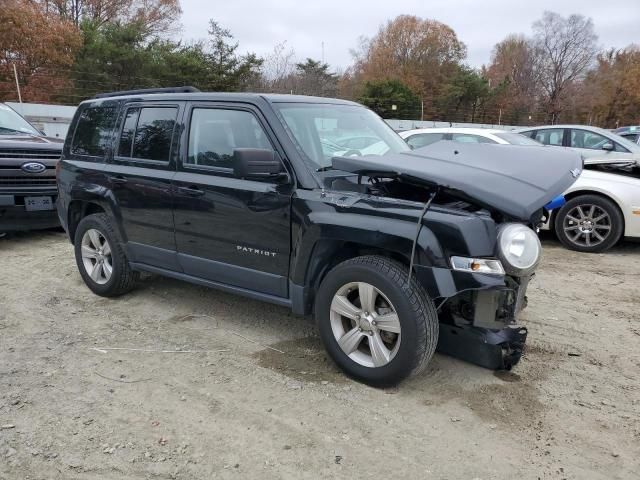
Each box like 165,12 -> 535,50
172,103 -> 292,298
528,128 -> 567,147
107,102 -> 183,270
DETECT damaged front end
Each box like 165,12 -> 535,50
329,142 -> 584,370
436,276 -> 531,370
411,263 -> 532,370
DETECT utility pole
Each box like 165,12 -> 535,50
421,99 -> 424,121
321,42 -> 325,64
13,64 -> 22,104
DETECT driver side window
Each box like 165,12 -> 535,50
570,129 -> 626,152
186,108 -> 271,170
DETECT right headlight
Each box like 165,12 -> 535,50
497,223 -> 541,275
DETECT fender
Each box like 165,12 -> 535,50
289,190 -> 503,312
57,160 -> 128,243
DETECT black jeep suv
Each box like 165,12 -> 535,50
56,88 -> 581,386
0,103 -> 63,232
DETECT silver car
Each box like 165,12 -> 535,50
515,125 -> 640,167
613,126 -> 640,145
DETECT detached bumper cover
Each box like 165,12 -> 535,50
437,324 -> 528,370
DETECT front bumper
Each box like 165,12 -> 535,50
414,265 -> 531,370
0,193 -> 59,232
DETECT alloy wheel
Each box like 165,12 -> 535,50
562,204 -> 612,248
329,282 -> 401,368
80,228 -> 113,285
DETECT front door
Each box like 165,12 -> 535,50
568,128 -> 633,163
172,103 -> 292,298
107,102 -> 183,270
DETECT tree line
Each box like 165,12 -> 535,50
1,1 -> 638,127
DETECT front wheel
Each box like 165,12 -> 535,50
315,256 -> 438,387
554,195 -> 623,253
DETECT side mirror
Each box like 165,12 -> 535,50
602,142 -> 615,151
233,148 -> 286,181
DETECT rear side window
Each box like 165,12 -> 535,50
451,133 -> 497,144
117,106 -> 178,162
71,106 -> 118,157
406,133 -> 445,148
532,128 -> 564,146
187,108 -> 271,170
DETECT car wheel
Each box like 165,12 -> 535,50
74,213 -> 139,296
554,195 -> 623,253
315,255 -> 438,387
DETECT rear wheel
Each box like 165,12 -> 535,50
74,213 -> 139,296
315,255 -> 438,387
554,195 -> 623,253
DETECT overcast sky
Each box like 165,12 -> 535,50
180,0 -> 638,70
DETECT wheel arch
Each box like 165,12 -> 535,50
67,200 -> 110,244
294,238 -> 414,316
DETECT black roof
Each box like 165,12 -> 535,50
85,88 -> 359,106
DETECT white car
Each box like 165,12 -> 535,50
399,127 -> 541,149
514,125 -> 640,168
399,127 -> 640,253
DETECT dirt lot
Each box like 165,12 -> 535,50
0,230 -> 639,480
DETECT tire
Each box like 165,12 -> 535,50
314,255 -> 438,387
554,194 -> 623,253
73,213 -> 139,297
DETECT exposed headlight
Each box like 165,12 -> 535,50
497,223 -> 541,275
451,256 -> 505,275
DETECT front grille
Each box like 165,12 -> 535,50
0,176 -> 56,186
0,149 -> 61,161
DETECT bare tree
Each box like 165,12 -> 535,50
34,0 -> 181,36
257,41 -> 297,92
532,11 -> 598,121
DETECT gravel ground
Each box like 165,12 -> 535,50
0,230 -> 639,480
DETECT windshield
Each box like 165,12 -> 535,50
273,103 -> 410,170
0,104 -> 40,136
495,132 -> 542,146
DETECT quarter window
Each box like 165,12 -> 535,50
187,108 -> 271,169
406,133 -> 445,148
71,106 -> 118,157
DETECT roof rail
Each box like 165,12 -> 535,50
93,86 -> 201,99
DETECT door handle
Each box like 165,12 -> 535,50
109,175 -> 127,185
178,186 -> 205,197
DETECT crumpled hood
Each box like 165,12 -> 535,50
332,141 -> 583,221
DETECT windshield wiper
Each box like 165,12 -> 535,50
316,165 -> 335,172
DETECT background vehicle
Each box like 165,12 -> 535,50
0,103 -> 63,232
399,127 -> 540,148
56,89 -> 579,385
614,126 -> 640,144
515,125 -> 640,167
400,127 -> 640,253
